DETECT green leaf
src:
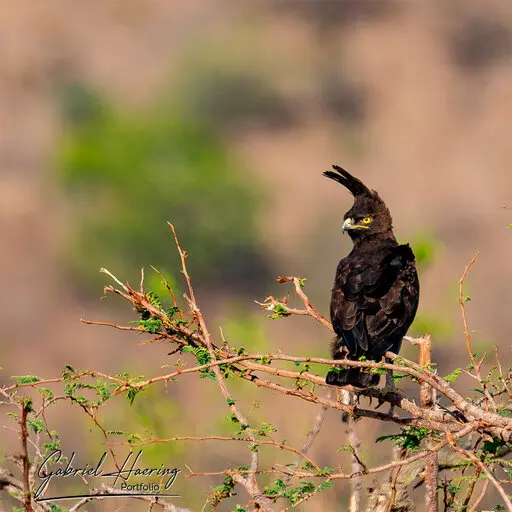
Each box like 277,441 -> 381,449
315,467 -> 334,477
127,387 -> 142,405
263,479 -> 286,496
39,388 -> 54,400
376,426 -> 433,451
283,482 -> 316,505
11,375 -> 40,384
256,422 -> 276,436
318,480 -> 334,491
28,419 -> 46,433
43,438 -> 62,453
62,364 -> 77,380
23,398 -> 33,411
336,445 -> 354,454
213,475 -> 235,501
145,290 -> 162,308
126,432 -> 144,445
130,317 -> 163,334
49,505 -> 66,512
269,304 -> 291,320
443,368 -> 462,383
482,437 -> 506,455
95,379 -> 112,401
64,382 -> 76,396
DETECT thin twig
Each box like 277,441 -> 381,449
19,401 -> 33,512
458,253 -> 495,412
448,432 -> 512,511
276,276 -> 333,331
468,478 -> 489,512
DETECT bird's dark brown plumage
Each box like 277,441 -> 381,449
324,165 -> 419,388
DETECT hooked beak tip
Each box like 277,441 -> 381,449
342,218 -> 353,233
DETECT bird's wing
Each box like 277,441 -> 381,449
331,244 -> 419,358
365,246 -> 419,356
330,258 -> 370,355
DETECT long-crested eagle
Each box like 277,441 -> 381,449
323,165 -> 420,388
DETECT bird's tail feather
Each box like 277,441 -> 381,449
326,368 -> 380,388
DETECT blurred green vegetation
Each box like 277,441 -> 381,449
408,230 -> 443,268
408,232 -> 453,340
410,311 -> 454,340
94,380 -> 187,461
220,313 -> 268,352
55,82 -> 273,296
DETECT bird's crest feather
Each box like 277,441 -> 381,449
323,164 -> 371,196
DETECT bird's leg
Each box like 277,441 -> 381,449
375,363 -> 404,411
384,357 -> 397,416
339,388 -> 359,423
337,351 -> 359,423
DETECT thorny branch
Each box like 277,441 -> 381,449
1,230 -> 511,511
169,223 -> 273,512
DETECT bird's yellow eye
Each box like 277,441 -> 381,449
362,217 -> 372,224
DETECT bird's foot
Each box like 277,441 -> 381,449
380,384 -> 405,397
375,370 -> 404,413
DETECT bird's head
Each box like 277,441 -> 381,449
323,164 -> 393,240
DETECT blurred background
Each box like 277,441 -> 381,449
1,1 -> 512,510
